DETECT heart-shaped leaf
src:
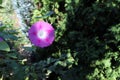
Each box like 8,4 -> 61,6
0,41 -> 10,52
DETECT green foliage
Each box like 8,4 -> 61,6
0,41 -> 10,51
0,0 -> 3,9
0,0 -> 2,4
0,23 -> 18,40
0,0 -> 120,80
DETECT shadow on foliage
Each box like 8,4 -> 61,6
30,0 -> 120,80
56,0 -> 120,80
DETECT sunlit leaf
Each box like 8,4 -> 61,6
0,75 -> 3,80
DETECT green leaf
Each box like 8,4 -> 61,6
0,75 -> 3,80
36,11 -> 54,18
25,76 -> 29,80
6,53 -> 17,59
0,0 -> 2,4
0,6 -> 4,9
0,41 -> 10,52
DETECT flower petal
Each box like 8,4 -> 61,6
28,21 -> 55,48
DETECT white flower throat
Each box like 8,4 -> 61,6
37,30 -> 47,39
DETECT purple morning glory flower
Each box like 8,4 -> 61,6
28,21 -> 55,48
0,37 -> 3,42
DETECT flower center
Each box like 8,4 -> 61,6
37,30 -> 47,39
